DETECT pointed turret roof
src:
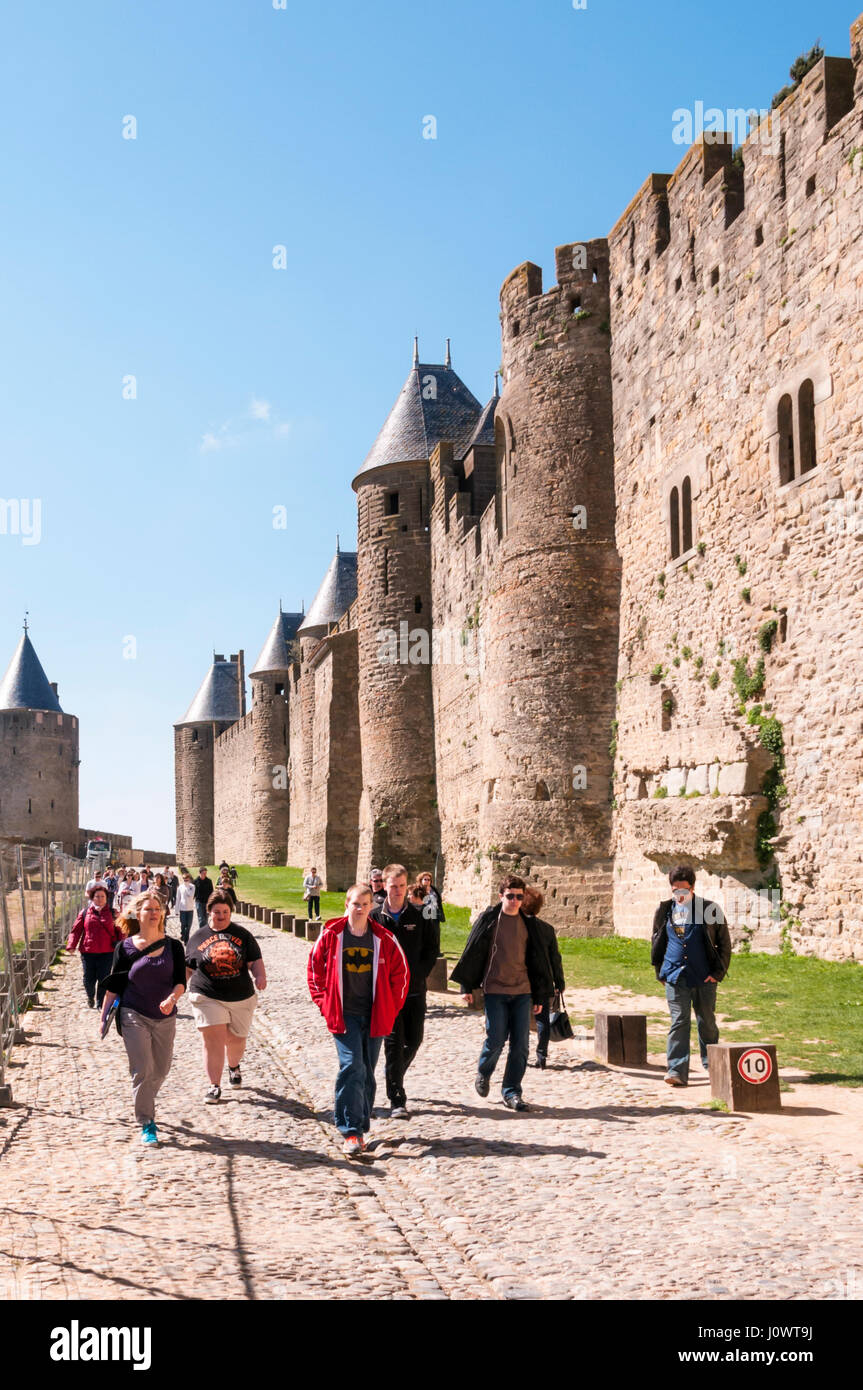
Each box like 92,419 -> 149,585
176,656 -> 244,727
353,342 -> 482,486
462,374 -> 500,455
250,606 -> 305,678
298,547 -> 358,638
0,630 -> 63,712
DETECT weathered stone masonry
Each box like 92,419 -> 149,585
176,16 -> 863,960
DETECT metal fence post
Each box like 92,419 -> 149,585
0,855 -> 21,1103
14,845 -> 34,1003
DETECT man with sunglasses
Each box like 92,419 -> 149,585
651,864 -> 731,1086
451,875 -> 554,1111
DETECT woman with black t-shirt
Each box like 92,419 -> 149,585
101,891 -> 186,1147
185,890 -> 267,1104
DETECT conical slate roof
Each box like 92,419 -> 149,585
250,609 -> 305,678
0,632 -> 63,713
353,359 -> 482,485
461,387 -> 499,455
176,657 -> 244,727
298,549 -> 358,637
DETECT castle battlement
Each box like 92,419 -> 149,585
175,11 -> 863,958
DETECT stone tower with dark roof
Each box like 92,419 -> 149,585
248,608 -> 303,864
352,341 -> 480,873
174,652 -> 245,865
287,545 -> 361,882
0,624 -> 79,852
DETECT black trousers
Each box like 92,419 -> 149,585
81,952 -> 114,1006
384,993 -> 427,1105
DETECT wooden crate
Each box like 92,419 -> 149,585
594,1012 -> 648,1067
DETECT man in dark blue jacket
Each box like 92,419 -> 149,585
377,863 -> 440,1119
651,864 -> 731,1086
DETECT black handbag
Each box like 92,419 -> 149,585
548,990 -> 574,1042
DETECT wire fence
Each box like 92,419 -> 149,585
0,844 -> 88,1102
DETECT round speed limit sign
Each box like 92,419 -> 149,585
737,1047 -> 773,1084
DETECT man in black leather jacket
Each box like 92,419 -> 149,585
451,876 -> 555,1111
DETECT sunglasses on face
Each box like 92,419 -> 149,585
503,892 -> 524,900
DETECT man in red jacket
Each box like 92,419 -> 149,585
308,883 -> 409,1157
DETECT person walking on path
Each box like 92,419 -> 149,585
164,866 -> 179,914
216,870 -> 238,910
67,884 -> 122,1009
651,864 -> 731,1087
450,875 -> 554,1111
193,867 -> 214,929
368,869 -> 386,907
417,871 -> 445,924
102,867 -> 118,912
100,892 -> 187,1147
521,886 -> 566,1070
175,871 -> 196,945
303,867 -> 323,921
185,890 -> 267,1104
151,873 -> 170,924
115,869 -> 137,916
307,884 -> 409,1157
377,863 -> 439,1119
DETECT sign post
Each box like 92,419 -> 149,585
708,1042 -> 782,1112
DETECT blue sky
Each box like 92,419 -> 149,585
0,0 -> 857,849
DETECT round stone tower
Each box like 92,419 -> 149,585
352,341 -> 480,875
480,240 -> 621,929
174,652 -> 245,867
249,607 -> 304,865
0,624 -> 79,852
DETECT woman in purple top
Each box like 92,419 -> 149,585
101,892 -> 186,1147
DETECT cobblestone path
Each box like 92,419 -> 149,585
1,915 -> 861,1300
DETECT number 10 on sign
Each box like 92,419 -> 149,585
737,1047 -> 773,1084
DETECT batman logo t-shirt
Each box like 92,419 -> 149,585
342,927 -> 374,1016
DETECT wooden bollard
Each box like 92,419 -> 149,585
307,921 -> 321,942
426,956 -> 448,993
594,1012 -> 647,1067
271,912 -> 283,930
294,918 -> 307,939
262,908 -> 272,925
281,914 -> 294,933
708,1043 -> 782,1112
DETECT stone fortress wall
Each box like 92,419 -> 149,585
177,15 -> 863,960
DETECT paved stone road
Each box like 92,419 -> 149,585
1,914 -> 861,1300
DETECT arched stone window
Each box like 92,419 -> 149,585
681,475 -> 693,553
798,378 -> 817,475
669,486 -> 681,559
766,359 -> 831,491
777,393 -> 795,484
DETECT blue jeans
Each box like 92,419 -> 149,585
478,993 -> 531,1100
307,896 -> 320,919
535,999 -> 551,1060
333,1014 -> 382,1137
179,911 -> 194,944
665,980 -> 719,1083
195,901 -> 208,929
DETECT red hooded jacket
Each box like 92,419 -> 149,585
308,916 -> 409,1037
67,903 -> 121,955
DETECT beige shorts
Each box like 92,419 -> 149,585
187,991 -> 257,1037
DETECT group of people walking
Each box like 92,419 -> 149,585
66,855 -> 730,1154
